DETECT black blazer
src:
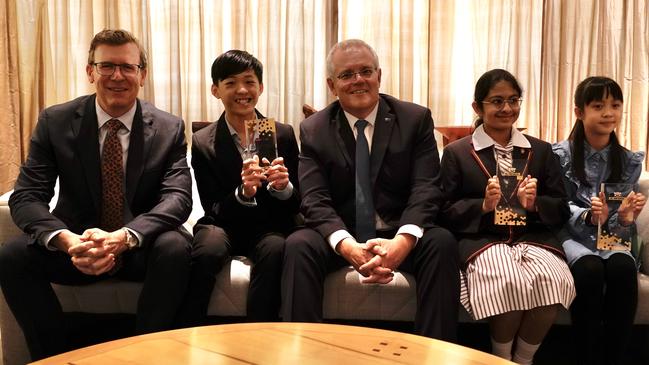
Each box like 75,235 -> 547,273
298,94 -> 443,239
10,94 -> 193,246
440,134 -> 569,265
191,111 -> 300,236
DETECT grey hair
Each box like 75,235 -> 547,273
326,39 -> 380,78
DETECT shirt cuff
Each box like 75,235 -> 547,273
234,186 -> 257,207
396,224 -> 423,246
268,181 -> 293,200
125,227 -> 143,247
43,229 -> 66,251
328,230 -> 353,255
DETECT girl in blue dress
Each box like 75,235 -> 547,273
553,76 -> 646,365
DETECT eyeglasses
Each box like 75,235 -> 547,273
92,62 -> 142,76
481,98 -> 523,110
336,67 -> 376,82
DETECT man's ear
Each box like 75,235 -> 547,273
326,78 -> 337,97
259,82 -> 264,95
86,64 -> 94,83
211,84 -> 221,99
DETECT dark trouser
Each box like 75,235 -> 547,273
569,253 -> 638,365
0,230 -> 192,361
280,226 -> 460,341
177,224 -> 285,326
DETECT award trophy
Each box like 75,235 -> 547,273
243,118 -> 278,173
494,159 -> 527,226
596,183 -> 635,251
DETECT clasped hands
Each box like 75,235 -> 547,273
482,175 -> 538,213
52,228 -> 129,276
240,155 -> 289,198
338,234 -> 415,284
590,190 -> 646,226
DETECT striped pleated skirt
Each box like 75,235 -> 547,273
460,243 -> 576,320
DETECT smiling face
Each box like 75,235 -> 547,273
472,80 -> 521,135
212,69 -> 263,124
326,46 -> 381,119
577,92 -> 622,138
86,43 -> 146,117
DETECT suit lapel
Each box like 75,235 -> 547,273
370,98 -> 394,185
473,145 -> 497,178
215,114 -> 245,187
125,100 -> 155,204
333,108 -> 354,168
73,96 -> 102,213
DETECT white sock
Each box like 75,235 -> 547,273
490,337 -> 513,360
512,336 -> 540,365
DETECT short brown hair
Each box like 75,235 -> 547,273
87,29 -> 148,69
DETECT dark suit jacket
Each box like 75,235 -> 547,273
9,95 -> 192,246
191,111 -> 300,236
440,134 -> 569,265
298,94 -> 442,239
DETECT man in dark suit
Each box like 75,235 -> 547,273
281,39 -> 459,340
0,29 -> 192,360
177,50 -> 299,325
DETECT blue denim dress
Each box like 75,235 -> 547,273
552,140 -> 644,266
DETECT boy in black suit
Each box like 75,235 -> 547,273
178,50 -> 300,325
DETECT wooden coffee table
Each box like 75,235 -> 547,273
31,322 -> 514,364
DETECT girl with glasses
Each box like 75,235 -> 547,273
440,69 -> 575,364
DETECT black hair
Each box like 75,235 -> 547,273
568,76 -> 626,186
472,69 -> 523,128
211,50 -> 263,85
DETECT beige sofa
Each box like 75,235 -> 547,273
2,171 -> 649,365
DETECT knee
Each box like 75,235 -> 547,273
421,227 -> 457,258
258,234 -> 286,257
149,230 -> 191,263
572,255 -> 605,286
191,225 -> 230,266
606,254 -> 637,281
0,237 -> 30,275
284,229 -> 323,261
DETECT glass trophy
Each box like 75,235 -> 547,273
494,159 -> 527,226
596,182 -> 635,251
243,118 -> 278,173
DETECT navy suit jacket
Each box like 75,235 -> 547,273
9,94 -> 192,246
298,94 -> 443,239
191,111 -> 300,236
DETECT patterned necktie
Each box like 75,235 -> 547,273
494,140 -> 514,174
101,119 -> 125,232
355,119 -> 375,242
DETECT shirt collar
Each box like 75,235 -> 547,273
96,99 -> 136,131
584,141 -> 610,162
344,102 -> 379,131
472,124 -> 531,151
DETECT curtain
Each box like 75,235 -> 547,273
1,0 -> 648,194
541,0 -> 649,153
0,0 -> 21,194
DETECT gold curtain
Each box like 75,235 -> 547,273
1,0 -> 648,194
0,0 -> 21,194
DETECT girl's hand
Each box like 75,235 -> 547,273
482,176 -> 501,213
617,191 -> 644,227
590,192 -> 609,225
517,175 -> 538,212
633,192 -> 647,220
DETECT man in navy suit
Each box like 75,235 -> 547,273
177,50 -> 300,325
0,29 -> 192,360
281,39 -> 459,340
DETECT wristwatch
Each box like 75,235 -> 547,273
122,228 -> 138,250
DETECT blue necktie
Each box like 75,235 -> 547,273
355,119 -> 375,242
